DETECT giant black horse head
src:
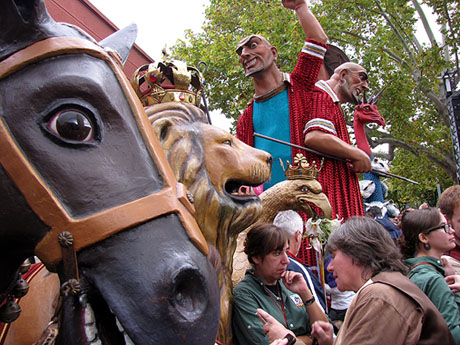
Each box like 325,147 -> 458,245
0,0 -> 220,343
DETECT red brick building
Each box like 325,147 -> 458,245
45,0 -> 153,78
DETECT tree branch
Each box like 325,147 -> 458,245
373,0 -> 418,68
418,147 -> 456,180
338,32 -> 406,66
411,0 -> 438,47
369,132 -> 457,180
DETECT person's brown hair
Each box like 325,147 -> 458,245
438,185 -> 460,221
326,216 -> 407,277
244,223 -> 289,265
398,207 -> 442,259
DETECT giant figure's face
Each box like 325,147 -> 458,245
341,67 -> 369,104
236,35 -> 277,78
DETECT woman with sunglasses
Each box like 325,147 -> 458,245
400,207 -> 460,344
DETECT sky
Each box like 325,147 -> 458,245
89,0 -> 233,131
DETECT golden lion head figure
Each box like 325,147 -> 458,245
147,103 -> 272,244
147,102 -> 272,343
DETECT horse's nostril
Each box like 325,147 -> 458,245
170,266 -> 207,320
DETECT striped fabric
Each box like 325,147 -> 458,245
315,80 -> 340,103
304,118 -> 337,135
302,41 -> 327,59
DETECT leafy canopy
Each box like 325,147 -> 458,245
172,0 -> 459,206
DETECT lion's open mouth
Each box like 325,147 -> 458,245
225,180 -> 259,203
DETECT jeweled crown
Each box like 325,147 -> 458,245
130,60 -> 204,107
280,154 -> 323,180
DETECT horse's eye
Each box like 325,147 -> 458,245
222,139 -> 232,146
47,108 -> 94,142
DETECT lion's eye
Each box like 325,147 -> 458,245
301,186 -> 309,192
222,139 -> 232,146
46,108 -> 95,142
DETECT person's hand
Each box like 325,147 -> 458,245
281,271 -> 309,297
349,148 -> 371,173
281,0 -> 307,11
442,257 -> 456,277
311,321 -> 334,345
419,202 -> 429,209
257,308 -> 292,342
445,275 -> 460,293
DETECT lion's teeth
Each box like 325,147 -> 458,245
232,186 -> 256,197
231,185 -> 257,197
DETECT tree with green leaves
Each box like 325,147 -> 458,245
172,0 -> 459,206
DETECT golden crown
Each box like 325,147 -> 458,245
130,60 -> 204,107
280,154 -> 323,180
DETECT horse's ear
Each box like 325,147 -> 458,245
0,0 -> 54,60
99,24 -> 137,65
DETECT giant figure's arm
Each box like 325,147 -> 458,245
304,130 -> 371,173
284,0 -> 327,92
282,0 -> 327,44
283,0 -> 329,80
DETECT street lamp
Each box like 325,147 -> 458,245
443,70 -> 453,96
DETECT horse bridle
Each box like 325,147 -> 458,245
0,37 -> 208,269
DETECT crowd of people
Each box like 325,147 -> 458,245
229,0 -> 460,344
232,185 -> 460,345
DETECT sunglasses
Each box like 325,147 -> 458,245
424,222 -> 451,234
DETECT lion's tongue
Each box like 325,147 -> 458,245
232,186 -> 255,196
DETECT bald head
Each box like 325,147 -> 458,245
236,35 -> 272,55
333,62 -> 366,77
328,62 -> 370,104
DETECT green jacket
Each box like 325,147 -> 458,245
406,256 -> 460,345
232,270 -> 311,345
